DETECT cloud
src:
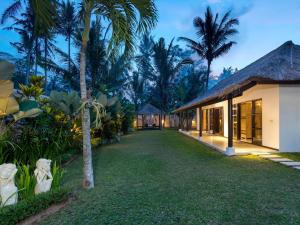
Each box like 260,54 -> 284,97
198,0 -> 254,17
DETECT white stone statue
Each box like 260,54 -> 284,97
0,163 -> 18,207
34,159 -> 53,195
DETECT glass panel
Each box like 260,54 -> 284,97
202,109 -> 207,131
233,104 -> 238,139
253,100 -> 262,145
240,102 -> 252,143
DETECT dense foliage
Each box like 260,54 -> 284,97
0,189 -> 70,225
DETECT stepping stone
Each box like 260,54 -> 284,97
269,158 -> 292,162
293,166 -> 300,170
253,152 -> 271,155
280,161 -> 300,167
260,154 -> 281,159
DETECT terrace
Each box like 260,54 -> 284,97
179,130 -> 277,155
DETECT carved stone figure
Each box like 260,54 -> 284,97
0,163 -> 18,207
34,159 -> 53,194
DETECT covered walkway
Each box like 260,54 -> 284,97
179,130 -> 277,155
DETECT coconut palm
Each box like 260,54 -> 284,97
4,7 -> 35,83
1,0 -> 57,83
152,38 -> 192,124
57,0 -> 77,74
78,0 -> 157,189
179,7 -> 239,91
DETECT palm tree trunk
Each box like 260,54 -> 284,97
68,35 -> 71,74
206,60 -> 211,91
34,38 -> 38,75
44,37 -> 48,90
26,50 -> 31,84
80,10 -> 94,189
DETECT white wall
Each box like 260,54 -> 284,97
234,84 -> 280,149
202,101 -> 229,137
198,85 -> 279,148
279,85 -> 300,152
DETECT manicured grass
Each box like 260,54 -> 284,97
40,130 -> 300,225
278,153 -> 300,162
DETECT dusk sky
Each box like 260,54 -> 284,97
1,0 -> 300,75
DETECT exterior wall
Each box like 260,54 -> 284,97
197,84 -> 280,149
202,101 -> 229,137
234,84 -> 280,149
279,85 -> 300,152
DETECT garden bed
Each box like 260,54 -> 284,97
0,189 -> 71,225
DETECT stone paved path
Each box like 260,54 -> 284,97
253,153 -> 300,170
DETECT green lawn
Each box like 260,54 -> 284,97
40,130 -> 300,225
278,152 -> 300,162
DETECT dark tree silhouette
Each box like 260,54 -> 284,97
179,7 -> 239,91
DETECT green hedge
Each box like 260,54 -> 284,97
0,189 -> 70,225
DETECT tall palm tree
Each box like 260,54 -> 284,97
57,0 -> 77,74
1,0 -> 57,82
179,7 -> 239,91
130,71 -> 144,111
152,38 -> 192,125
4,6 -> 35,84
78,0 -> 157,189
86,17 -> 106,92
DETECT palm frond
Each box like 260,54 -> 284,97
1,0 -> 22,24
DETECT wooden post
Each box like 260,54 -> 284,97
226,95 -> 235,155
159,114 -> 161,129
199,107 -> 203,137
186,111 -> 189,131
179,112 -> 182,129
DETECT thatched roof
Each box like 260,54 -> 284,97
175,41 -> 300,112
137,104 -> 163,115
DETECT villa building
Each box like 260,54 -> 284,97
175,41 -> 300,155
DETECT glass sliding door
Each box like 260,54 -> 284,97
238,99 -> 262,145
233,104 -> 238,139
240,102 -> 253,143
253,100 -> 262,145
202,109 -> 208,132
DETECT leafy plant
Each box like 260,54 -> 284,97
19,75 -> 44,99
51,162 -> 64,190
0,189 -> 69,225
15,164 -> 36,201
49,90 -> 81,118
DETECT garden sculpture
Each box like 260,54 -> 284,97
0,163 -> 18,207
34,159 -> 53,194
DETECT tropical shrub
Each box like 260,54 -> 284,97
0,188 -> 70,225
0,112 -> 78,165
15,162 -> 64,201
120,99 -> 135,134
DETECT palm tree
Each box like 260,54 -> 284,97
179,7 -> 239,91
57,0 -> 77,74
130,71 -> 145,111
152,38 -> 192,126
86,17 -> 106,92
1,0 -> 57,83
78,0 -> 157,189
4,6 -> 35,84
